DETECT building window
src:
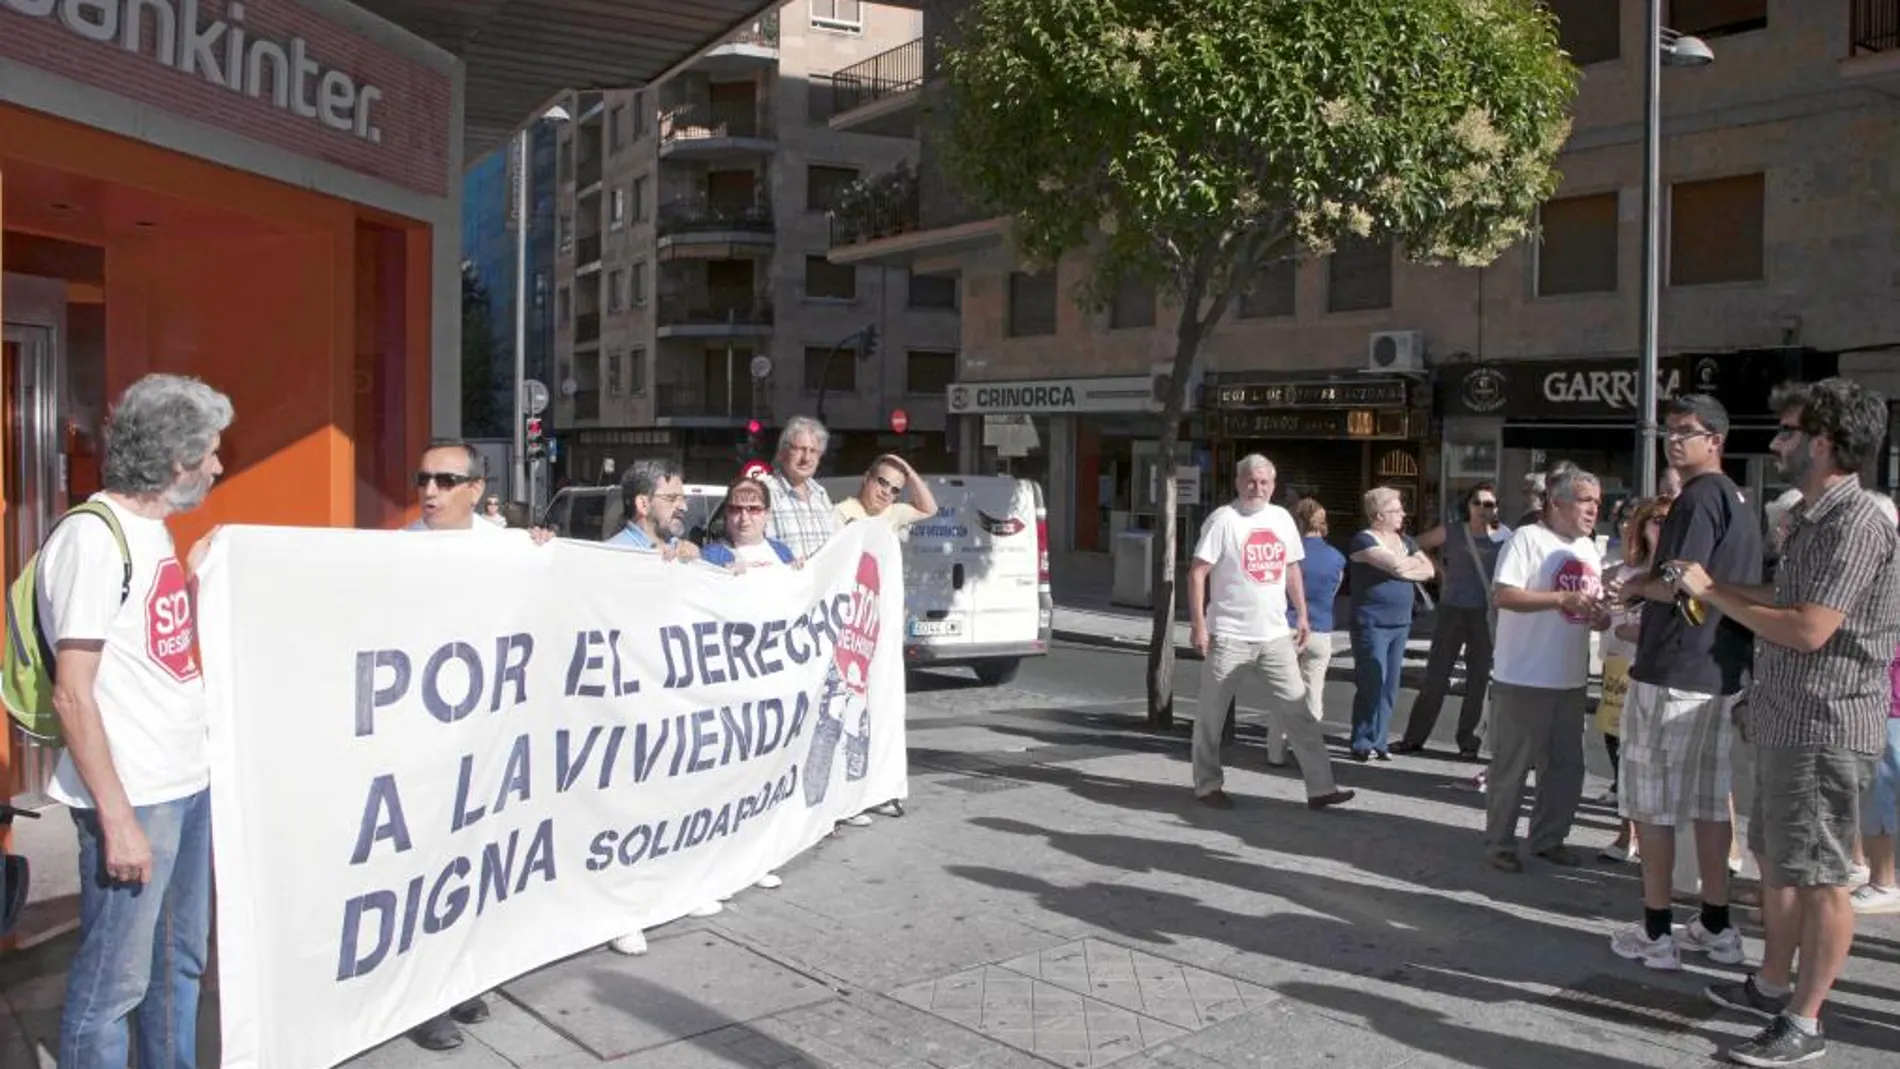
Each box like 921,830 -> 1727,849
630,261 -> 647,306
808,79 -> 838,123
1668,0 -> 1766,40
558,215 -> 572,254
606,349 -> 624,396
609,105 -> 626,152
1109,275 -> 1156,329
1547,0 -> 1620,66
558,286 -> 572,327
610,187 -> 626,228
1238,258 -> 1296,318
805,255 -> 858,300
1326,235 -> 1392,313
631,176 -> 647,222
628,347 -> 647,394
1537,192 -> 1619,296
804,346 -> 858,392
608,270 -> 625,312
906,350 -> 957,396
631,92 -> 647,138
1670,173 -> 1765,286
1008,270 -> 1058,336
811,0 -> 862,33
908,272 -> 958,310
807,165 -> 859,212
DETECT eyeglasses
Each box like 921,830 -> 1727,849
415,471 -> 475,490
1474,499 -> 1498,509
1774,423 -> 1804,438
726,503 -> 766,516
650,492 -> 686,503
872,475 -> 903,494
1664,429 -> 1714,443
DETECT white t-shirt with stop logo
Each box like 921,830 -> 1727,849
1491,522 -> 1604,690
1193,502 -> 1305,642
36,494 -> 208,809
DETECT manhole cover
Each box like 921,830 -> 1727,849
1536,973 -> 1720,1034
891,939 -> 1276,1068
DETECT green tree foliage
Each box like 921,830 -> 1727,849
941,0 -> 1578,723
461,262 -> 506,440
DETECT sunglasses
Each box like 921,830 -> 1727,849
1474,499 -> 1498,509
415,471 -> 476,490
726,503 -> 766,516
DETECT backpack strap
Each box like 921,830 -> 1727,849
63,502 -> 133,606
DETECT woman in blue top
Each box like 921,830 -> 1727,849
701,475 -> 800,570
1269,498 -> 1346,766
1347,487 -> 1435,761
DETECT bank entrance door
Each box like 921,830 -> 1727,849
2,276 -> 68,806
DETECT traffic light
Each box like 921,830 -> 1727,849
737,419 -> 766,464
525,415 -> 547,460
858,324 -> 879,360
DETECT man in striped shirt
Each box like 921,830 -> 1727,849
1666,377 -> 1900,1067
763,415 -> 837,559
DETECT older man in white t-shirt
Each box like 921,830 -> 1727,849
1484,466 -> 1609,873
1187,454 -> 1354,812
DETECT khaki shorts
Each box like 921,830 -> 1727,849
1748,743 -> 1875,888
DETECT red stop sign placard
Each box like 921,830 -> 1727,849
146,557 -> 200,683
890,408 -> 909,434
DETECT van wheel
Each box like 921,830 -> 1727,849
973,658 -> 1021,686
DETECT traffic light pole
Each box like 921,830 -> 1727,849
813,325 -> 877,474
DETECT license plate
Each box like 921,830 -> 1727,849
909,618 -> 963,638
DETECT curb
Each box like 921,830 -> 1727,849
1052,628 -> 1200,660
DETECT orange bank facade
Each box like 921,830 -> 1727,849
0,0 -> 464,795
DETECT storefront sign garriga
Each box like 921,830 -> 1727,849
1442,356 -> 1723,419
5,0 -> 386,142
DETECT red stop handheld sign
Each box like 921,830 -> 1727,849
889,408 -> 909,434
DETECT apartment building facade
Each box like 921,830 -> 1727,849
831,0 -> 1900,554
538,0 -> 959,485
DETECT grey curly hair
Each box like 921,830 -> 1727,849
101,374 -> 234,495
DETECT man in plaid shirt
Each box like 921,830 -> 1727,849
763,415 -> 838,558
1668,377 -> 1900,1067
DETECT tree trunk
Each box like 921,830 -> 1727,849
1145,320 -> 1206,728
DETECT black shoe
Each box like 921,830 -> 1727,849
1534,846 -> 1582,867
1389,740 -> 1425,755
1374,749 -> 1393,762
1488,850 -> 1523,873
1307,789 -> 1355,810
1349,750 -> 1371,763
409,1014 -> 463,1051
1458,747 -> 1482,762
449,995 -> 490,1024
1708,976 -> 1793,1023
1195,789 -> 1235,810
1724,1015 -> 1826,1066
870,800 -> 905,817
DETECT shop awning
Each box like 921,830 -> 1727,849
346,0 -> 780,160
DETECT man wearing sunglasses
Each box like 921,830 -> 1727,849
836,454 -> 937,529
1610,394 -> 1758,975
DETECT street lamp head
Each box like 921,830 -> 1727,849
541,104 -> 573,123
1660,31 -> 1714,67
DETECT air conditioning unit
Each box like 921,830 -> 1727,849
1366,330 -> 1425,373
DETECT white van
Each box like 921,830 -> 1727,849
824,473 -> 1051,685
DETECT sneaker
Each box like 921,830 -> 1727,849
1848,863 -> 1871,887
1724,1015 -> 1826,1066
609,931 -> 649,956
1598,843 -> 1639,864
755,872 -> 783,889
688,901 -> 724,917
1707,975 -> 1792,1022
1597,788 -> 1619,805
839,814 -> 874,827
1851,883 -> 1900,914
1609,925 -> 1682,971
1677,917 -> 1746,965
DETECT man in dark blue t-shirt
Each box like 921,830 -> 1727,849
1609,394 -> 1761,974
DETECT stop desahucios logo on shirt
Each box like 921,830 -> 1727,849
146,557 -> 200,683
1242,528 -> 1288,585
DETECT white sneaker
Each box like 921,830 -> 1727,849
755,872 -> 783,889
839,814 -> 874,828
1851,883 -> 1900,914
688,901 -> 723,917
1675,918 -> 1745,965
1597,843 -> 1638,864
1609,925 -> 1682,971
609,931 -> 649,955
1849,863 -> 1872,887
1597,788 -> 1618,805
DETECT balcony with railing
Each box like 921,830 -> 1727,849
656,288 -> 774,337
660,99 -> 775,157
821,37 -> 922,136
573,311 -> 601,348
1845,1 -> 1900,85
575,232 -> 603,268
653,382 -> 753,422
696,8 -> 779,68
657,194 -> 775,255
828,162 -> 921,248
572,388 -> 601,422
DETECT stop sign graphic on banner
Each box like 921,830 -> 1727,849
834,552 -> 883,696
1241,529 -> 1288,585
146,557 -> 200,683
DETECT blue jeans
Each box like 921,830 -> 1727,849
59,789 -> 212,1069
1350,622 -> 1410,754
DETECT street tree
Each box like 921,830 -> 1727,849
940,0 -> 1578,724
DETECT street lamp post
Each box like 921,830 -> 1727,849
513,104 -> 571,505
1636,4 -> 1714,497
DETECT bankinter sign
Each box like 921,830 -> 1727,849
5,0 -> 386,143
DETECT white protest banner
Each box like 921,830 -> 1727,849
195,520 -> 908,1069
